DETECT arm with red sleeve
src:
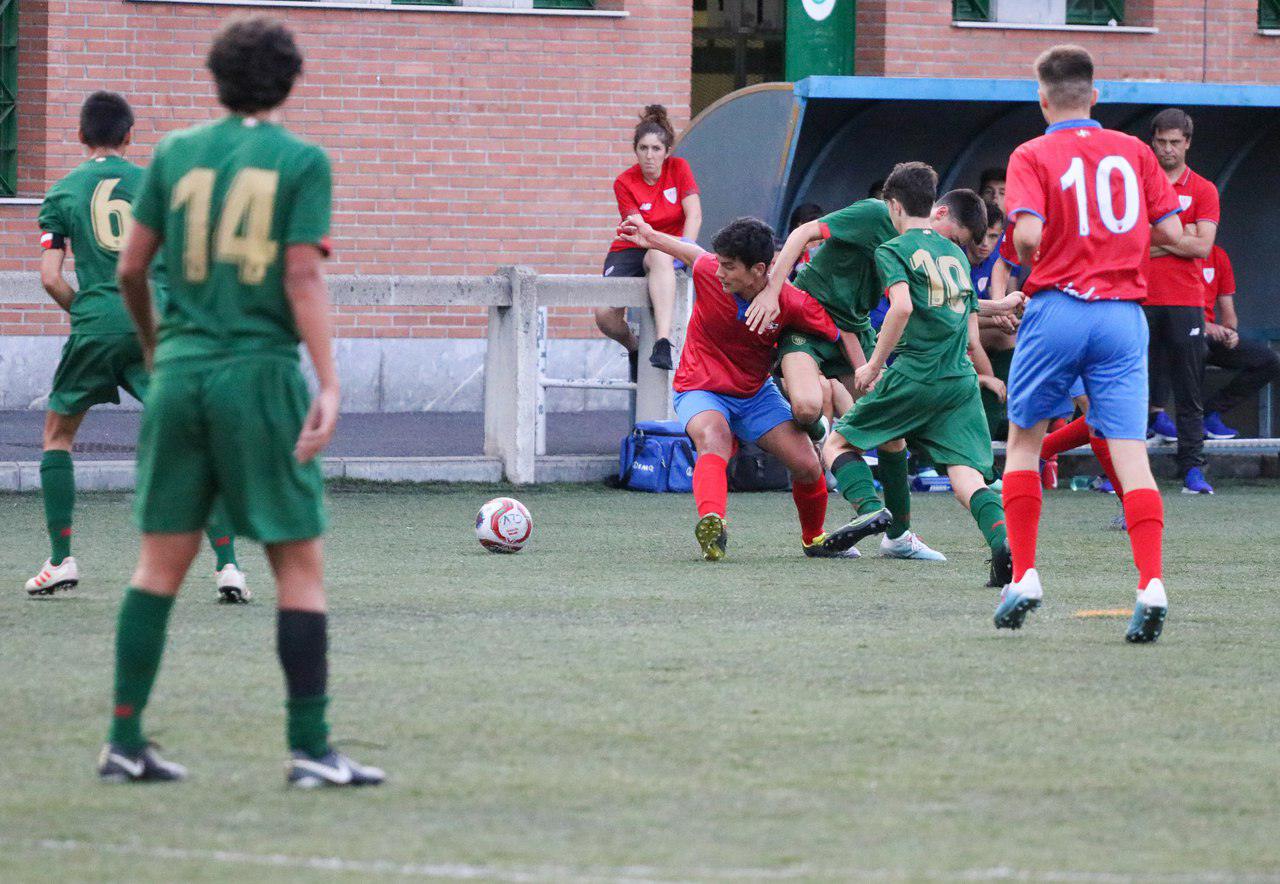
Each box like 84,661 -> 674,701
613,175 -> 639,221
1140,147 -> 1188,251
674,158 -> 703,242
1003,144 -> 1048,268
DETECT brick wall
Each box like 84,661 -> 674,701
857,0 -> 1280,83
0,0 -> 690,338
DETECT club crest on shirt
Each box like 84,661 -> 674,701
664,187 -> 678,204
1179,195 -> 1193,211
1203,267 -> 1215,283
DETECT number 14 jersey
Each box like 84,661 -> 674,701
1003,119 -> 1180,302
132,116 -> 332,368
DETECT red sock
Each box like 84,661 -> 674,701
1088,435 -> 1124,495
693,454 -> 728,518
791,476 -> 829,545
1001,470 -> 1042,582
1122,488 -> 1164,590
1041,416 -> 1090,460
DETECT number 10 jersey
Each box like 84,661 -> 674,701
132,116 -> 332,369
1003,119 -> 1180,303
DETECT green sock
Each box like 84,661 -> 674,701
286,696 -> 331,758
878,447 -> 911,539
109,588 -> 176,752
40,450 -> 74,565
206,500 -> 238,570
969,486 -> 1008,553
832,453 -> 884,516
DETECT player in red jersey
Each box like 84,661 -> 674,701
616,213 -> 888,561
1145,108 -> 1220,493
994,45 -> 1184,643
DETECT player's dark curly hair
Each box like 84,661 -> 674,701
937,188 -> 989,246
1035,44 -> 1094,109
882,161 -> 938,218
207,15 -> 303,114
79,91 -> 134,148
711,217 -> 776,269
633,104 -> 676,150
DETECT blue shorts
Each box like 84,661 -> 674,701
674,378 -> 795,443
1053,378 -> 1088,420
1008,291 -> 1149,440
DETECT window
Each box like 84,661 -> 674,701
953,0 -> 990,21
534,0 -> 594,7
953,0 -> 1125,25
0,0 -> 16,197
1262,0 -> 1280,29
1066,0 -> 1123,25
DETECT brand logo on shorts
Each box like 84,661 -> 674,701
1203,267 -> 1215,284
664,187 -> 678,204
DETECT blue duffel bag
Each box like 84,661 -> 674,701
617,420 -> 697,493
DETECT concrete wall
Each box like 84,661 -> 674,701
0,335 -> 633,413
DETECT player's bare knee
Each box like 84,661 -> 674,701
880,438 -> 907,454
43,411 -> 80,451
790,394 -> 823,427
822,431 -> 854,465
643,249 -> 675,276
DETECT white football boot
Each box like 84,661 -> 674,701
879,530 -> 947,561
26,557 -> 79,596
216,564 -> 251,604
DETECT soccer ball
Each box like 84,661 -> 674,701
475,497 -> 533,553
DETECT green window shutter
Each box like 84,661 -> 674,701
1066,0 -> 1124,25
953,0 -> 991,21
534,0 -> 594,7
1262,0 -> 1280,29
0,0 -> 16,197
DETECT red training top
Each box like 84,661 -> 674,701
1146,165 -> 1221,308
674,253 -> 840,397
1003,119 -> 1180,302
608,157 -> 699,253
1201,244 -> 1236,324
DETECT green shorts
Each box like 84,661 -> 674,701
134,357 -> 326,544
777,325 -> 876,380
48,333 -> 149,415
833,370 -> 994,475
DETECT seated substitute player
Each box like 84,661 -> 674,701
995,45 -> 1184,642
616,212 -> 887,561
753,188 -> 1018,562
97,15 -> 383,787
28,90 -> 248,603
821,162 -> 1013,587
1198,244 -> 1280,439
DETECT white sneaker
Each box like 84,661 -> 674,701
26,557 -> 79,596
879,531 -> 947,561
216,564 -> 251,604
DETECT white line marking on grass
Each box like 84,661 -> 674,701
12,840 -> 1280,883
12,839 -> 812,882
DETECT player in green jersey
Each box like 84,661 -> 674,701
822,163 -> 1014,587
96,16 -> 384,788
749,188 -> 1019,562
27,91 -> 248,603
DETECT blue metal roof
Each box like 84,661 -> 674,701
796,76 -> 1280,107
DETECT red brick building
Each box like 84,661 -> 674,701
1,0 -> 1277,405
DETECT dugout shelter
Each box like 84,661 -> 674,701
677,76 -> 1280,350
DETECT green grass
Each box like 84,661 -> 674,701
2,483 -> 1278,881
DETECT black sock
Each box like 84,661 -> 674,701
277,610 -> 329,756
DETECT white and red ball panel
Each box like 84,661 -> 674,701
475,497 -> 533,553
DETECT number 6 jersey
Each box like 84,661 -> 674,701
1003,119 -> 1180,302
131,116 -> 332,368
37,155 -> 144,336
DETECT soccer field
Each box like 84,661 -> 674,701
1,483 -> 1277,881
